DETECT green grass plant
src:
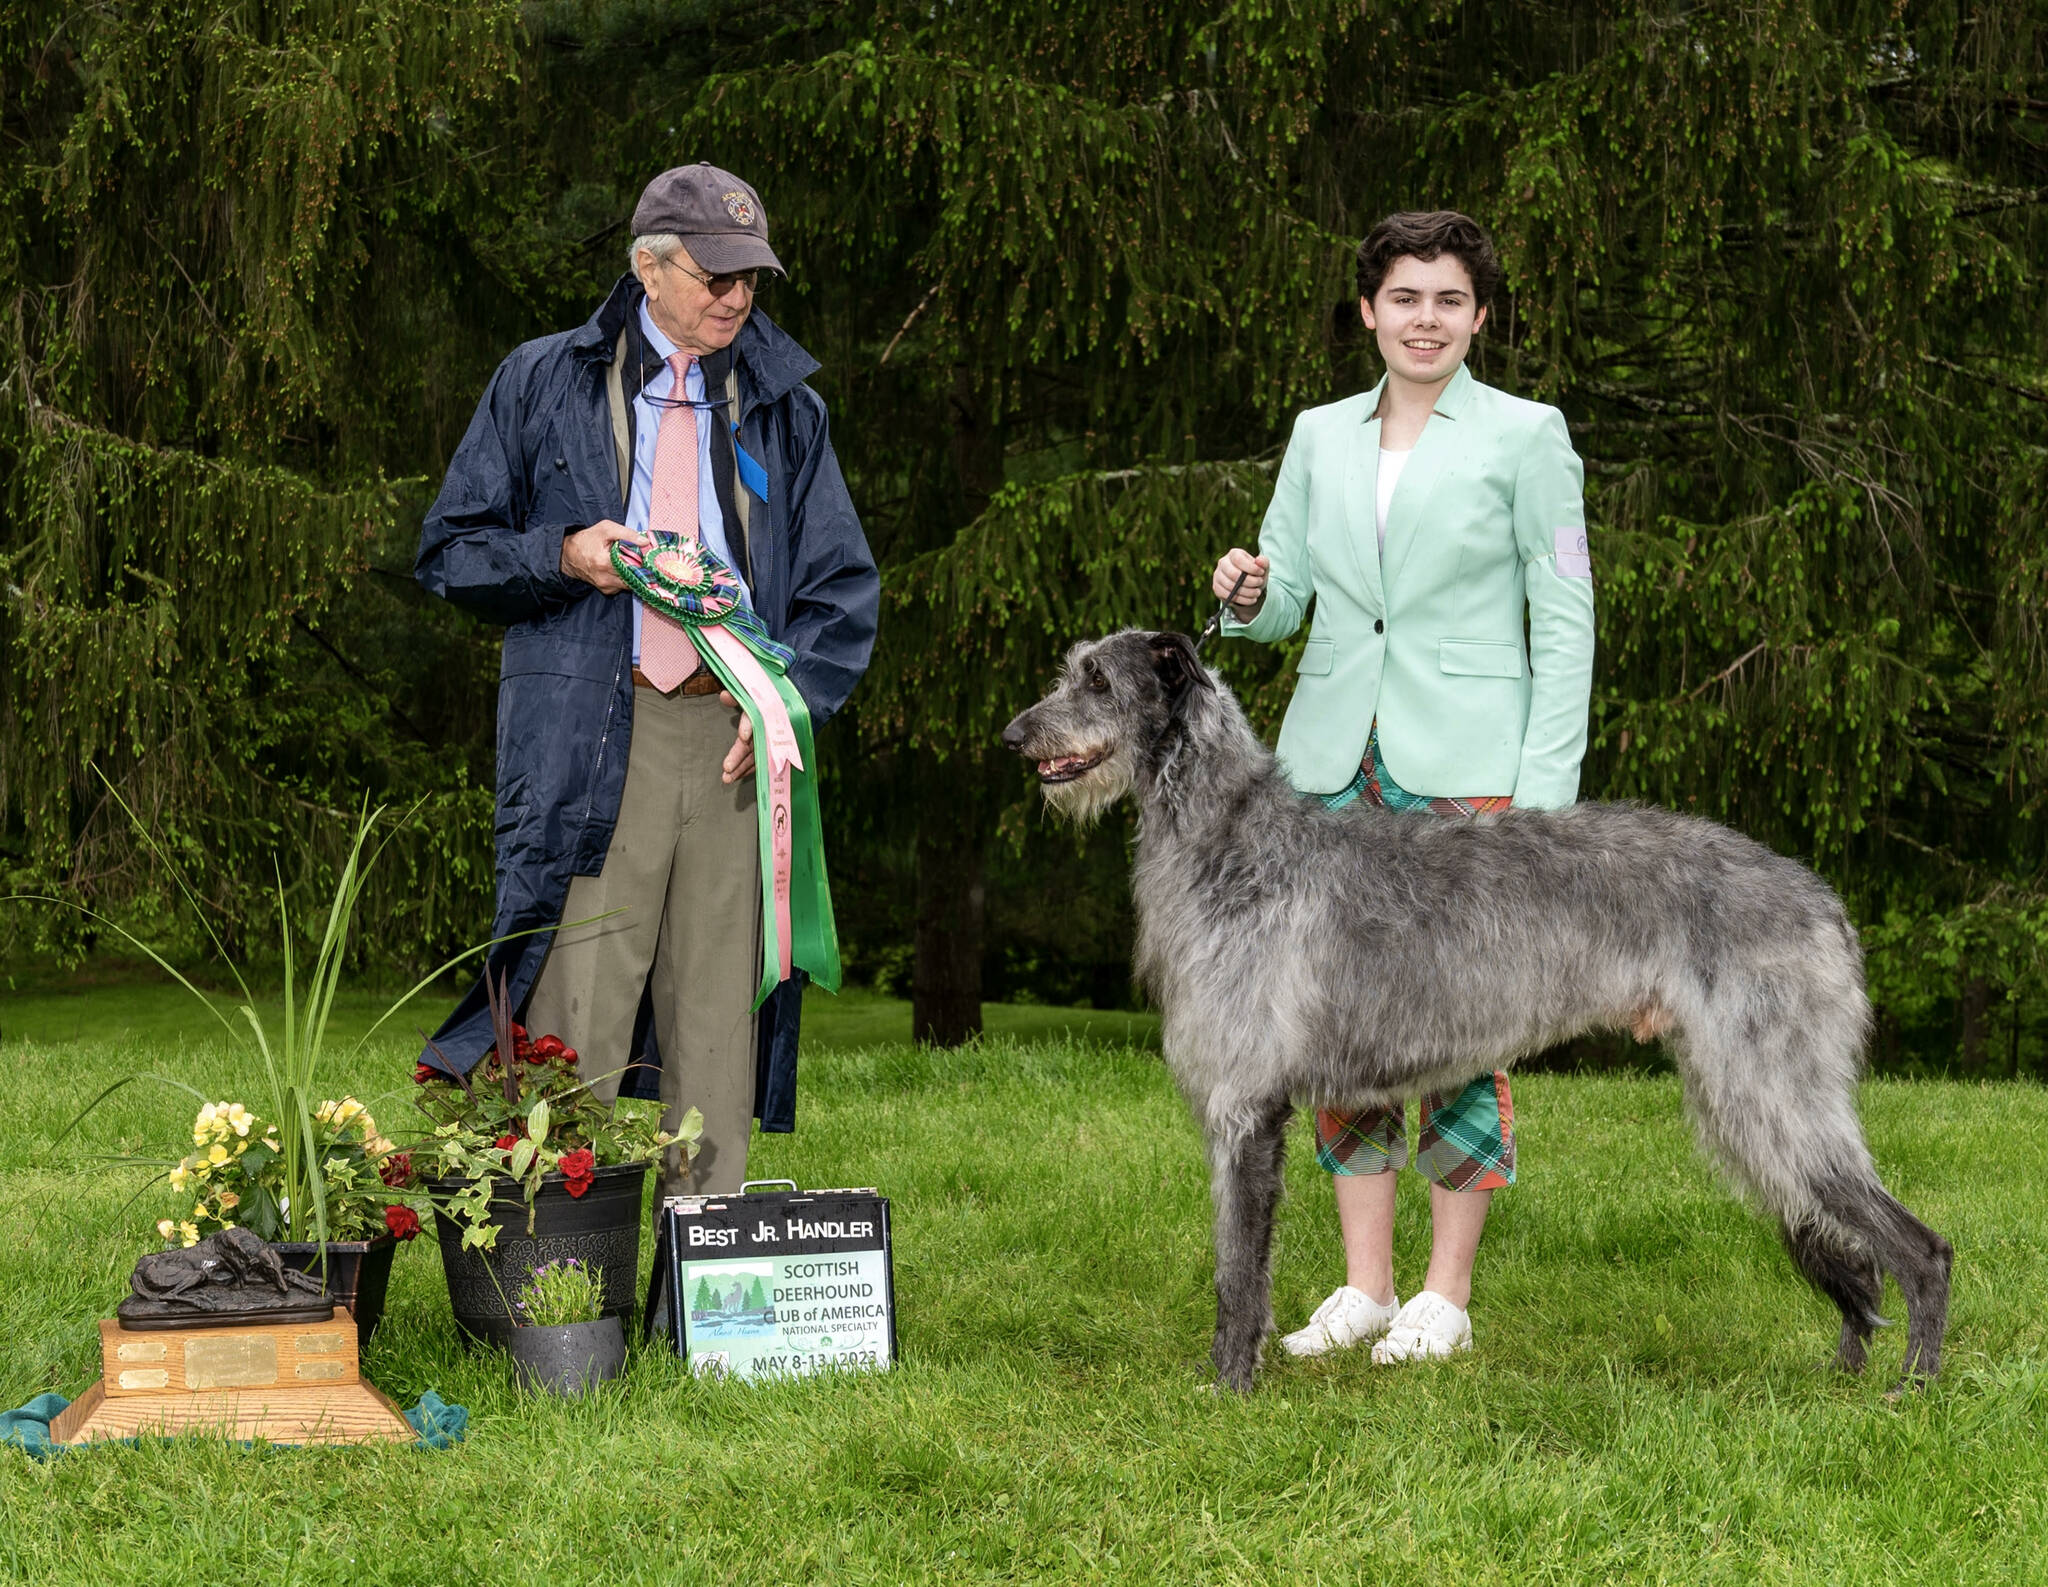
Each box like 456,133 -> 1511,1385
514,1260 -> 607,1328
1,982 -> 2043,1584
15,803 -> 503,1248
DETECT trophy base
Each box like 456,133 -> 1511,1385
53,1315 -> 414,1447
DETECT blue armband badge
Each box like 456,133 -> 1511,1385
734,432 -> 770,503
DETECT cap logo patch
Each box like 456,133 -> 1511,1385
722,191 -> 756,227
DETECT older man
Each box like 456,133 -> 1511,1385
416,164 -> 878,1195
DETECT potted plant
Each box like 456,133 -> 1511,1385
410,971 -> 700,1348
152,1095 -> 421,1344
504,1258 -> 627,1396
36,795 -> 517,1339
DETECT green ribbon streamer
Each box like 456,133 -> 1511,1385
686,630 -> 843,1007
612,536 -> 842,1006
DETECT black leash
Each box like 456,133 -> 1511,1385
1194,570 -> 1250,657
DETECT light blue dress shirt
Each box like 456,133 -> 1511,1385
628,300 -> 748,665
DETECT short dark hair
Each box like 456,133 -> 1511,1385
1355,211 -> 1502,308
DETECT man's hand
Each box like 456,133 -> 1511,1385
1212,548 -> 1269,618
560,520 -> 649,594
719,691 -> 756,783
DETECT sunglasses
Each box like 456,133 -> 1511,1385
662,256 -> 760,298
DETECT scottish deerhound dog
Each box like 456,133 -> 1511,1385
1001,630 -> 1951,1392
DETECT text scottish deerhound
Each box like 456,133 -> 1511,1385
1002,630 -> 1951,1393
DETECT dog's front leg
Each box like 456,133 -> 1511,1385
1207,1095 -> 1293,1393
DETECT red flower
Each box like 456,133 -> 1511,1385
379,1151 -> 414,1189
559,1148 -> 596,1198
533,1034 -> 566,1060
413,1062 -> 441,1085
495,1133 -> 520,1152
556,1046 -> 579,1068
384,1205 -> 421,1242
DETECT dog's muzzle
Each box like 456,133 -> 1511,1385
1000,712 -> 1105,784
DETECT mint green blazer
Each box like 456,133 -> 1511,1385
1223,363 -> 1595,807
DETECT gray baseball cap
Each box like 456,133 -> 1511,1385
630,163 -> 785,277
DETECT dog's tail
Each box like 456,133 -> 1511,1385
1663,924 -> 1952,1381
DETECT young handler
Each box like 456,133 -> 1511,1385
1211,210 -> 1595,1363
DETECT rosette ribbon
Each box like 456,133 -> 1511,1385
612,533 -> 842,1007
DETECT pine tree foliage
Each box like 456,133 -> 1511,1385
2,0 -> 522,954
3,0 -> 2043,1069
679,0 -> 2047,1064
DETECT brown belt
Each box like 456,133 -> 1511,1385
632,668 -> 724,697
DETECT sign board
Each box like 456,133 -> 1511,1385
645,1184 -> 895,1381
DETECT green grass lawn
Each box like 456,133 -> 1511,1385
1,981 -> 2044,1584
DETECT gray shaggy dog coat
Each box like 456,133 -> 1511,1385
1002,629 -> 1952,1393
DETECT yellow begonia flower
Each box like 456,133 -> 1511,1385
168,1164 -> 189,1191
178,1222 -> 200,1246
193,1202 -> 208,1219
315,1100 -> 336,1124
197,1103 -> 218,1128
207,1144 -> 230,1165
157,1218 -> 176,1240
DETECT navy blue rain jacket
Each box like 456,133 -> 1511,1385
414,275 -> 878,1131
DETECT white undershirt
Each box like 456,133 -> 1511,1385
1376,447 -> 1413,556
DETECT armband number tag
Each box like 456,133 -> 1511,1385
1553,527 -> 1592,579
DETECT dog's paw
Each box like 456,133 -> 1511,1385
1209,1343 -> 1262,1395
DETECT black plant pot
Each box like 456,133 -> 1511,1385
506,1316 -> 628,1397
430,1162 -> 648,1348
272,1235 -> 399,1346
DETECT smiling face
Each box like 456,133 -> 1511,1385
1360,253 -> 1487,389
638,242 -> 754,356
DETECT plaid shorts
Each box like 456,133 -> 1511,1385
1313,728 -> 1516,1191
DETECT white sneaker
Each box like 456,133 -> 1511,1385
1280,1285 -> 1401,1358
1370,1290 -> 1473,1364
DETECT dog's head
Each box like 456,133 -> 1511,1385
1000,630 -> 1212,822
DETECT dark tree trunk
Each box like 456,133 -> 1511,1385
912,772 -> 986,1046
1959,973 -> 1992,1073
905,370 -> 1008,1048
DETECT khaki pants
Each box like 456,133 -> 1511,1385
526,686 -> 760,1198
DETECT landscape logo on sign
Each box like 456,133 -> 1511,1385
687,1260 -> 776,1339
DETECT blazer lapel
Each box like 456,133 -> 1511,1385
1341,376 -> 1389,610
1379,363 -> 1475,594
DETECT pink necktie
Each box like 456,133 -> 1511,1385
637,351 -> 701,691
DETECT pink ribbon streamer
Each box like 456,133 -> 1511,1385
699,625 -> 805,982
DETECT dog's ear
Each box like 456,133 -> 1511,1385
1147,631 -> 1210,708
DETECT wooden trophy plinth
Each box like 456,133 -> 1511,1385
51,1312 -> 415,1446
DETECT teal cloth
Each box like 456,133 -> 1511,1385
0,1393 -> 68,1459
2,1389 -> 467,1458
405,1390 -> 468,1449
